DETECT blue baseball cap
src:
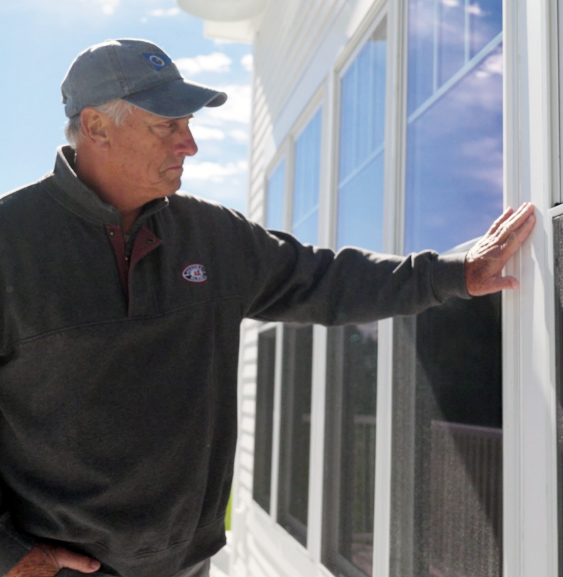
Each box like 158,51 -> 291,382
61,38 -> 228,118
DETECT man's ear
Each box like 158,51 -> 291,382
80,108 -> 111,148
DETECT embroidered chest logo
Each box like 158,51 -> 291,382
182,264 -> 207,283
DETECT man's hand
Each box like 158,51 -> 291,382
465,202 -> 536,296
6,543 -> 100,577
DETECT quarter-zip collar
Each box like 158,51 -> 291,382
43,145 -> 168,227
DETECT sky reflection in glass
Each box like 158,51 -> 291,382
405,0 -> 503,254
293,110 -> 322,245
337,22 -> 386,253
266,159 -> 286,231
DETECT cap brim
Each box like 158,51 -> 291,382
122,78 -> 227,118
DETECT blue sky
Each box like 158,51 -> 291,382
0,0 -> 252,213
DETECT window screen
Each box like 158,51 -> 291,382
391,297 -> 502,577
253,329 -> 277,513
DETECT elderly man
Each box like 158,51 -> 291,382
0,39 -> 534,577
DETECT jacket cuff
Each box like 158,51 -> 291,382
0,512 -> 35,575
432,252 -> 470,302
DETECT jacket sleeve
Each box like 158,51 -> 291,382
234,220 -> 470,325
0,510 -> 35,575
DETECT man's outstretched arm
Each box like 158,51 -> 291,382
465,202 -> 536,296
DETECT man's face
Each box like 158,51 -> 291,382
107,106 -> 198,202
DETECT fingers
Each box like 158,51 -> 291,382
465,203 -> 535,296
478,275 -> 520,296
492,202 -> 535,245
500,213 -> 536,261
487,205 -> 514,235
50,545 -> 101,573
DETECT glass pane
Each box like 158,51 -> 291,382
324,324 -> 378,577
470,0 -> 502,58
337,153 -> 384,252
337,21 -> 386,254
293,109 -> 322,245
391,296 -> 502,577
323,19 -> 386,577
253,329 -> 277,513
438,0 -> 465,87
278,325 -> 313,546
267,160 -> 286,230
339,21 -> 387,188
405,43 -> 503,254
407,0 -> 435,116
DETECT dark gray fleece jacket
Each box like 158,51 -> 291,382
0,146 -> 469,577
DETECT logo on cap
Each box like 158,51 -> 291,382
182,264 -> 207,283
143,53 -> 171,71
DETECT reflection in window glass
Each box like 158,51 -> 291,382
324,324 -> 378,577
323,19 -> 386,577
293,109 -> 322,245
277,110 -> 323,545
392,1 -> 503,575
267,160 -> 286,231
337,21 -> 386,252
405,0 -> 503,254
278,325 -> 313,546
391,297 -> 502,577
253,329 -> 277,513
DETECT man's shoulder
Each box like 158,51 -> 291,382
167,192 -> 270,244
168,191 -> 248,224
0,174 -> 52,209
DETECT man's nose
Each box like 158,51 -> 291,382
174,126 -> 198,157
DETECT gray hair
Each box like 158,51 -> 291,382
64,99 -> 136,148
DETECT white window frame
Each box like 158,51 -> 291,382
504,0 -> 560,575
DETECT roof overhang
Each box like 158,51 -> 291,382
176,0 -> 267,43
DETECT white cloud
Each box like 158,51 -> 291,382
241,54 -> 253,72
467,3 -> 483,15
229,129 -> 249,143
483,52 -> 502,75
442,0 -> 459,6
201,84 -> 252,124
148,7 -> 181,16
183,161 -> 248,184
191,126 -> 225,141
175,53 -> 232,77
96,0 -> 119,14
141,16 -> 148,22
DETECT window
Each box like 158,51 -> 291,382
253,328 -> 277,513
390,1 -> 504,576
277,109 -> 323,546
322,19 -> 387,577
404,0 -> 502,253
252,162 -> 287,514
266,159 -> 286,230
292,109 -> 322,245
